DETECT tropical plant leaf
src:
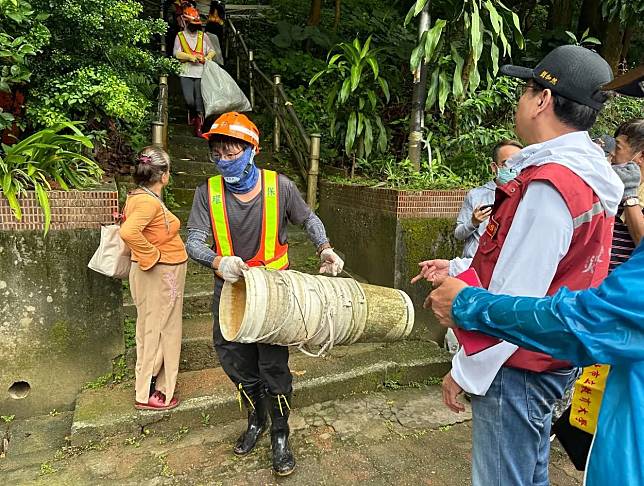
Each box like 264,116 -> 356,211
438,70 -> 450,113
364,118 -> 373,157
345,111 -> 357,155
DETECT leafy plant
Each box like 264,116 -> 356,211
0,0 -> 50,131
565,28 -> 601,47
0,122 -> 103,233
271,20 -> 332,49
310,36 -> 391,159
405,0 -> 524,112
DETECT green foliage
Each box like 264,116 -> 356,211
565,28 -> 601,47
123,318 -> 136,349
406,0 -> 524,111
0,0 -> 50,130
347,156 -> 480,190
26,0 -> 177,130
83,356 -> 131,389
311,36 -> 391,158
592,95 -> 644,139
601,0 -> 644,24
0,122 -> 103,234
271,20 -> 331,49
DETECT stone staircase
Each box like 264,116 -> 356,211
69,82 -> 452,447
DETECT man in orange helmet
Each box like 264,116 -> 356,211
173,6 -> 216,137
185,112 -> 344,476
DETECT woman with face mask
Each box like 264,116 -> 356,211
173,6 -> 216,137
184,112 -> 344,477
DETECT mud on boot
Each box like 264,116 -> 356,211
267,392 -> 295,476
234,383 -> 268,456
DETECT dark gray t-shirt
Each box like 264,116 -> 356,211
187,173 -> 312,261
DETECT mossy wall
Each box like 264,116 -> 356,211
0,230 -> 124,418
319,184 -> 464,343
396,218 -> 463,342
319,200 -> 398,287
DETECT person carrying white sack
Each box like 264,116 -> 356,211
173,6 -> 216,137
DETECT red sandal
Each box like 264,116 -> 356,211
135,391 -> 179,411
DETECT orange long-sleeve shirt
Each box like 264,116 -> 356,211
119,192 -> 188,270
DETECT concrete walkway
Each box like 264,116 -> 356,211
0,385 -> 582,485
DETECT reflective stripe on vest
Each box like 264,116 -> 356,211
207,170 -> 289,270
178,31 -> 204,56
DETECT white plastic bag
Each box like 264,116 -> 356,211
205,32 -> 224,65
201,60 -> 251,117
88,224 -> 131,279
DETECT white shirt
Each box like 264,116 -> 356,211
448,131 -> 623,396
173,30 -> 214,78
450,182 -> 573,394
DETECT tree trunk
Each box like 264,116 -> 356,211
577,0 -> 602,37
620,25 -> 633,67
546,0 -> 574,31
334,0 -> 341,31
307,0 -> 322,26
600,17 -> 625,75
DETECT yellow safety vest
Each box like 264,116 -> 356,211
207,170 -> 289,270
178,31 -> 204,56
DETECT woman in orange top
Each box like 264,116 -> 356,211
120,146 -> 188,410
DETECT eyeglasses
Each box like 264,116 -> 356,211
517,82 -> 538,99
210,148 -> 244,163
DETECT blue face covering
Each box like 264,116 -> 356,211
212,147 -> 260,194
496,166 -> 519,185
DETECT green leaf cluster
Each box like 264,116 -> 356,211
24,0 -> 178,129
0,122 -> 103,233
0,0 -> 50,130
310,36 -> 391,158
406,0 -> 524,112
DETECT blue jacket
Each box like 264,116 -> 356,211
452,243 -> 644,486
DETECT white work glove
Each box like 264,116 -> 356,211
218,256 -> 249,283
319,248 -> 344,276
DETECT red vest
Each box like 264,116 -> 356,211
467,163 -> 614,372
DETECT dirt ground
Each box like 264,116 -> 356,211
1,385 -> 583,485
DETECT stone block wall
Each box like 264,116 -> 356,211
319,182 -> 466,342
0,188 -> 124,418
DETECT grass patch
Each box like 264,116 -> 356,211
83,356 -> 132,390
124,318 -> 136,349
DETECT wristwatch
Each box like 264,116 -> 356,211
623,197 -> 641,207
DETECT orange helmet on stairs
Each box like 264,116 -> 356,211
182,6 -> 202,25
201,112 -> 260,151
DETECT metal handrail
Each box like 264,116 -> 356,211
225,16 -> 320,208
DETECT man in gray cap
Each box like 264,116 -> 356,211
413,45 -> 624,485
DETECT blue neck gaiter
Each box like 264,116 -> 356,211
213,147 -> 260,194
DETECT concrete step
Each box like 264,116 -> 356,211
125,314 -> 217,372
70,341 -> 452,446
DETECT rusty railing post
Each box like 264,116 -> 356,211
273,75 -> 281,152
159,74 -> 168,149
248,50 -> 255,109
307,133 -> 321,209
235,35 -> 241,80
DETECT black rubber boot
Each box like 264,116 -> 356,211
233,384 -> 268,456
267,392 -> 295,476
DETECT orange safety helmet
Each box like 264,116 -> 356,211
182,6 -> 202,25
202,112 -> 260,152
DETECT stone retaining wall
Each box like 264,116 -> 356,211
319,181 -> 466,342
0,187 -> 124,418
